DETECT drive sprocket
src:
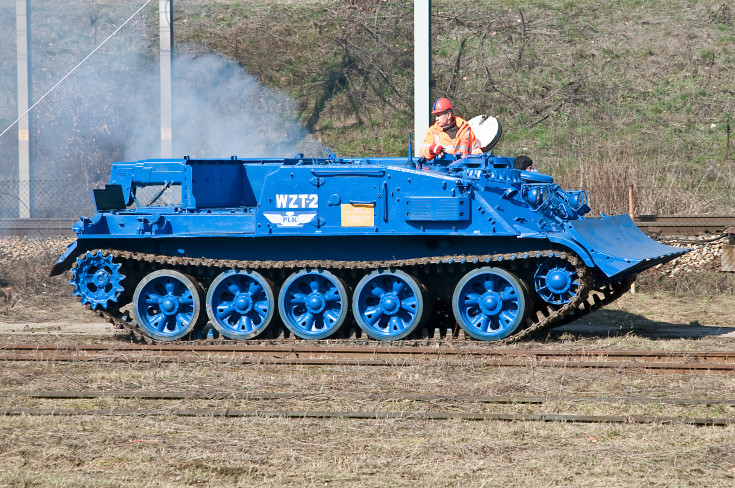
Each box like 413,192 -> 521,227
70,250 -> 126,310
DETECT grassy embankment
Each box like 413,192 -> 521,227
176,0 -> 735,215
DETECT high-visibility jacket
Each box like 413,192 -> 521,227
419,116 -> 483,160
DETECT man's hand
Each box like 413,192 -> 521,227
429,144 -> 444,156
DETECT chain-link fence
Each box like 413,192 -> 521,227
0,180 -> 96,219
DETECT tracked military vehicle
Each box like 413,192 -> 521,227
51,119 -> 686,342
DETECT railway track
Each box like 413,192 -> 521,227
3,343 -> 735,372
4,344 -> 733,427
634,215 -> 735,236
3,216 -> 734,237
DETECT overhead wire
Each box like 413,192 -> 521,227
0,0 -> 154,140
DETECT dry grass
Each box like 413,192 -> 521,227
549,137 -> 735,215
1,416 -> 734,487
2,359 -> 735,487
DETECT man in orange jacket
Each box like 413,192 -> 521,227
419,97 -> 483,160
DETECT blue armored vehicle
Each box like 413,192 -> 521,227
51,142 -> 686,342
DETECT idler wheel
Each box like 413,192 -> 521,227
534,257 -> 580,305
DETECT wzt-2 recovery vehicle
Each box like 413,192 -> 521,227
51,122 -> 686,342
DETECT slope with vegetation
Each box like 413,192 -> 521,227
175,0 -> 735,214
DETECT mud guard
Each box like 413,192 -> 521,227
50,240 -> 81,277
566,214 -> 688,279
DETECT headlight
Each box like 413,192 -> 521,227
567,191 -> 587,209
523,185 -> 548,206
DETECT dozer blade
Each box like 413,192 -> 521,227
567,214 -> 688,279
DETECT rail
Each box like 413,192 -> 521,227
3,343 -> 735,372
2,388 -> 734,425
0,218 -> 76,236
2,407 -> 732,426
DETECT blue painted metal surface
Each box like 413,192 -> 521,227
53,151 -> 689,341
132,270 -> 203,341
54,153 -> 685,279
565,214 -> 684,279
534,257 -> 580,305
70,251 -> 125,310
352,269 -> 425,340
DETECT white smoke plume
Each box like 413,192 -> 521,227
0,2 -> 324,218
127,51 -> 325,160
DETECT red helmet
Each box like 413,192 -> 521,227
431,97 -> 453,114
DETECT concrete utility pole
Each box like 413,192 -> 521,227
413,0 -> 431,156
160,0 -> 173,158
16,0 -> 31,218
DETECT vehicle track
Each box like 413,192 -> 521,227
81,247 -> 605,344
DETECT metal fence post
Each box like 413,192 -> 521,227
16,0 -> 32,218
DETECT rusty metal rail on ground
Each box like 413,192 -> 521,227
0,218 -> 76,236
0,406 -> 731,426
2,343 -> 735,372
1,388 -> 734,425
6,389 -> 735,407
